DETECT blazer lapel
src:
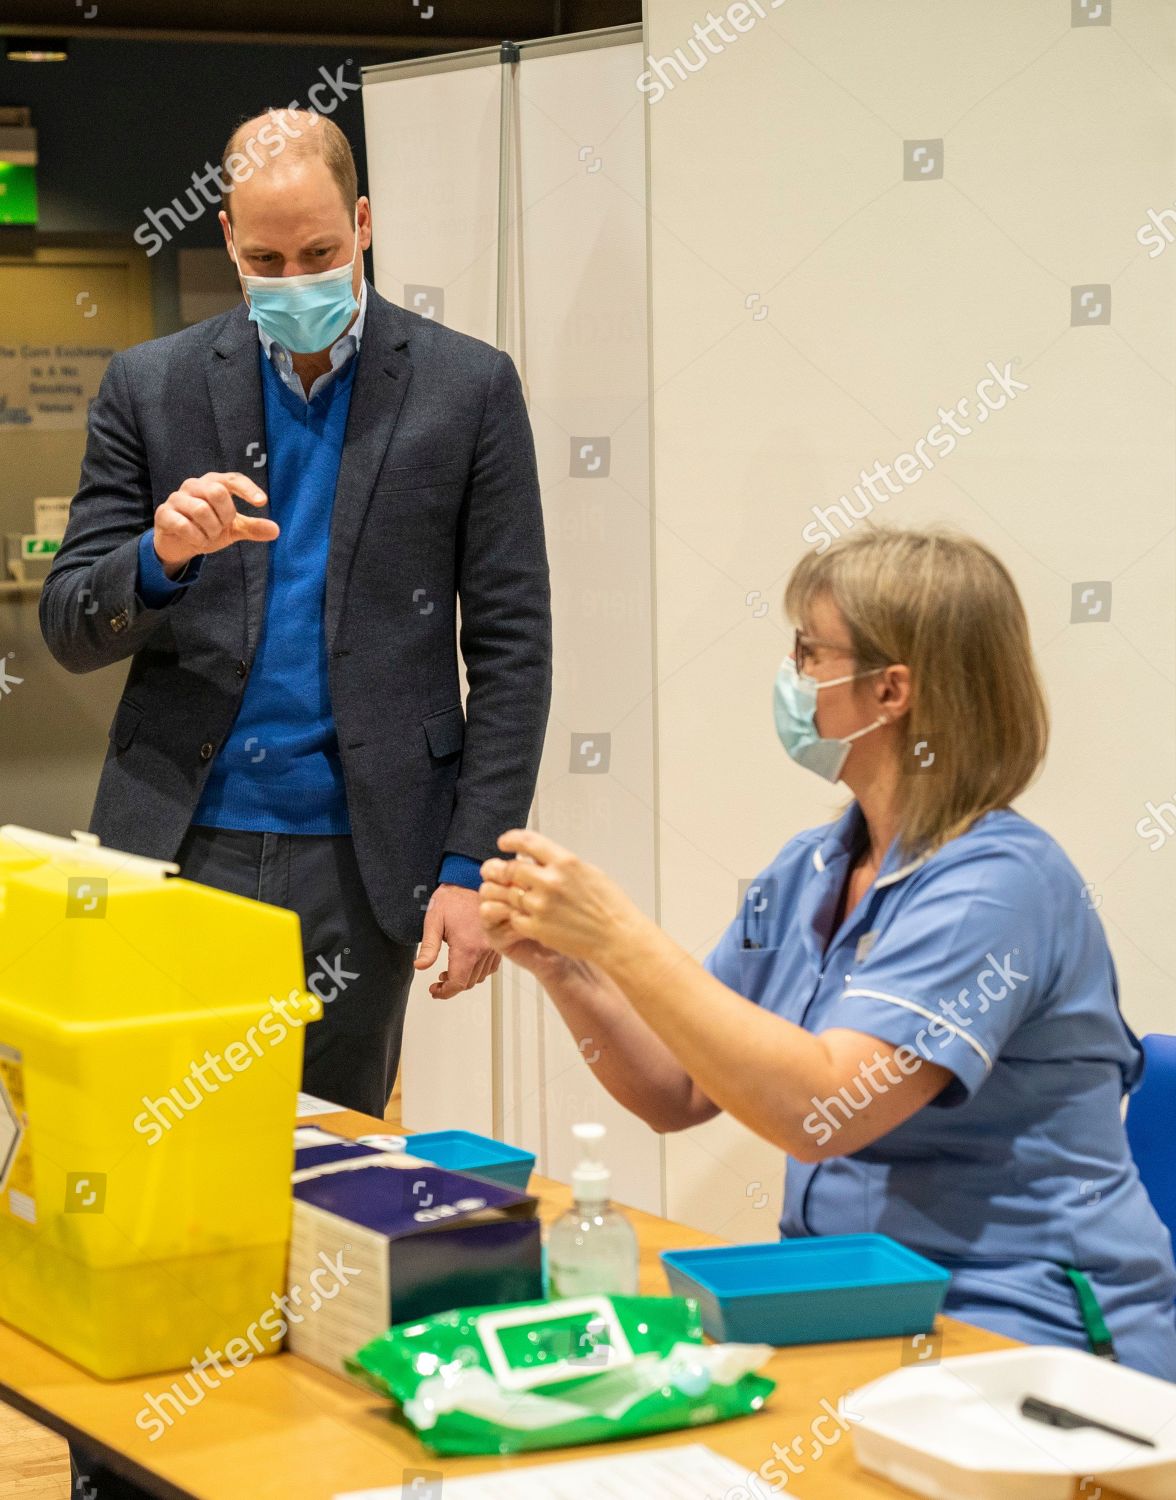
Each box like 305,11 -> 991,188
324,285 -> 415,649
206,302 -> 271,660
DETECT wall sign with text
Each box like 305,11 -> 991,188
0,342 -> 115,429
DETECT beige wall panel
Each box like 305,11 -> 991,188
647,0 -> 1176,1235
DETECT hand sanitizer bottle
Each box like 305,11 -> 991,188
546,1123 -> 639,1298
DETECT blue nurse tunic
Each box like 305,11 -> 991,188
703,801 -> 1176,1379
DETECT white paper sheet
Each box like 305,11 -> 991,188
293,1126 -> 345,1147
295,1091 -> 346,1117
334,1444 -> 774,1499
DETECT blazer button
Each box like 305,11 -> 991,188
235,660 -> 247,678
199,742 -> 214,761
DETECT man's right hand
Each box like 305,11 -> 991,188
153,471 -> 279,576
479,876 -> 573,985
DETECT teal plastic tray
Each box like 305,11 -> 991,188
661,1234 -> 950,1345
404,1129 -> 535,1193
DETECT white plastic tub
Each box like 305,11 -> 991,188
849,1347 -> 1176,1500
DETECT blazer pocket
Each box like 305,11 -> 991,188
108,698 -> 144,751
376,462 -> 468,494
422,703 -> 465,760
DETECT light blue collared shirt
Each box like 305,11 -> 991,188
254,276 -> 368,402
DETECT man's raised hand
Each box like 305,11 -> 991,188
153,471 -> 279,575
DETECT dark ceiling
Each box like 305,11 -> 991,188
1,0 -> 641,52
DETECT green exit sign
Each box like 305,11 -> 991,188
21,535 -> 60,558
0,162 -> 38,226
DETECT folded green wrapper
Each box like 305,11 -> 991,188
346,1293 -> 776,1455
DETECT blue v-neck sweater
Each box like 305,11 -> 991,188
192,347 -> 357,833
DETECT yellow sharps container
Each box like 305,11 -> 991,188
0,825 -> 322,1378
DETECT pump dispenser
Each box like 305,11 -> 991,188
546,1122 -> 639,1298
571,1122 -> 609,1202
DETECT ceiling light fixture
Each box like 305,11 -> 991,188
6,38 -> 69,63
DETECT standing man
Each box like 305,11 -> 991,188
41,108 -> 552,1118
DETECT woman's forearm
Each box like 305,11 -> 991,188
533,951 -> 717,1133
482,832 -> 949,1162
598,910 -> 839,1153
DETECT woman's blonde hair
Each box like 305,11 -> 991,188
784,526 -> 1049,858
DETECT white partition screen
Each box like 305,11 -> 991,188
362,49 -> 504,1142
361,26 -> 664,1214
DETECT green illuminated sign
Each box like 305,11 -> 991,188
21,536 -> 60,559
0,163 -> 38,226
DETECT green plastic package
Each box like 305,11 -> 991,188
346,1293 -> 776,1455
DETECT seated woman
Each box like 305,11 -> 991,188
479,526 -> 1176,1380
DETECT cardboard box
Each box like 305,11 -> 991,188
287,1128 -> 544,1377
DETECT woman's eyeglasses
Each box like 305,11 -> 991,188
793,628 -> 855,675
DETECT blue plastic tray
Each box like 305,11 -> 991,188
661,1234 -> 950,1346
404,1129 -> 535,1193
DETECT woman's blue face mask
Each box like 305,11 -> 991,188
773,656 -> 888,783
229,206 -> 360,354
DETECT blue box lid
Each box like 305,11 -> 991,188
293,1136 -> 387,1173
294,1145 -> 537,1240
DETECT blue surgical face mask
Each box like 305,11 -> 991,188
773,656 -> 888,783
229,206 -> 360,354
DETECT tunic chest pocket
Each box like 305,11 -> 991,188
735,942 -> 792,1014
735,945 -> 816,1022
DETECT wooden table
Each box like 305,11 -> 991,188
0,1108 -> 1079,1500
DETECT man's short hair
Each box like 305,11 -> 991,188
219,108 -> 358,222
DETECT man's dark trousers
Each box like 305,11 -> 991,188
176,823 -> 418,1117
